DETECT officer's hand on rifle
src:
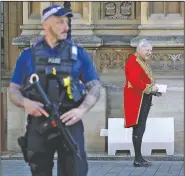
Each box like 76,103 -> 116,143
23,97 -> 49,118
60,107 -> 86,126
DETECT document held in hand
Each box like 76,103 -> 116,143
156,84 -> 167,93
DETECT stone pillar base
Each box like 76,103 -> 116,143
7,89 -> 27,152
83,87 -> 106,152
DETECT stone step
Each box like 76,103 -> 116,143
1,152 -> 184,161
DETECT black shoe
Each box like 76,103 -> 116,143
142,158 -> 152,165
133,160 -> 152,167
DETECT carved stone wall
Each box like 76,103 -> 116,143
149,2 -> 183,16
93,1 -> 140,25
98,49 -> 133,70
94,48 -> 184,73
101,2 -> 134,20
141,2 -> 184,26
29,2 -> 40,18
149,53 -> 184,72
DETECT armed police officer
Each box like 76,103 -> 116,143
9,5 -> 101,176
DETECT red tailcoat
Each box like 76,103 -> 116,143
123,54 -> 154,128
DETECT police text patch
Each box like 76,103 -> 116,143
48,57 -> 61,64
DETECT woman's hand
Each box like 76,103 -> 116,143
152,85 -> 159,93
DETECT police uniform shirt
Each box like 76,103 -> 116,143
11,40 -> 99,86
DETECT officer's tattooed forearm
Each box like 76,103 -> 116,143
79,80 -> 101,112
9,86 -> 25,108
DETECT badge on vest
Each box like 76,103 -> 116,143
48,57 -> 61,64
71,46 -> 78,60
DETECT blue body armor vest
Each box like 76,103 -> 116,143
29,38 -> 83,109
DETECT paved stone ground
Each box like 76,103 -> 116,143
1,160 -> 184,176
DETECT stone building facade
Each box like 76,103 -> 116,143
1,2 -> 184,155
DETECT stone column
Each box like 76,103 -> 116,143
71,2 -> 95,36
140,2 -> 148,26
82,2 -> 91,24
83,87 -> 106,152
22,2 -> 41,25
71,2 -> 102,49
7,89 -> 27,152
69,2 -> 91,25
40,2 -> 51,14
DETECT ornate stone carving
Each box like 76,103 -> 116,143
149,53 -> 166,70
105,2 -> 116,16
120,1 -> 132,16
103,2 -> 133,20
167,54 -> 183,71
99,50 -> 131,69
98,50 -> 184,72
149,53 -> 184,72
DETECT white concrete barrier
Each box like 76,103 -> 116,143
100,118 -> 174,156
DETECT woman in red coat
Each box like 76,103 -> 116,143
124,39 -> 161,167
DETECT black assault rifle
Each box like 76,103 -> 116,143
18,73 -> 82,161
